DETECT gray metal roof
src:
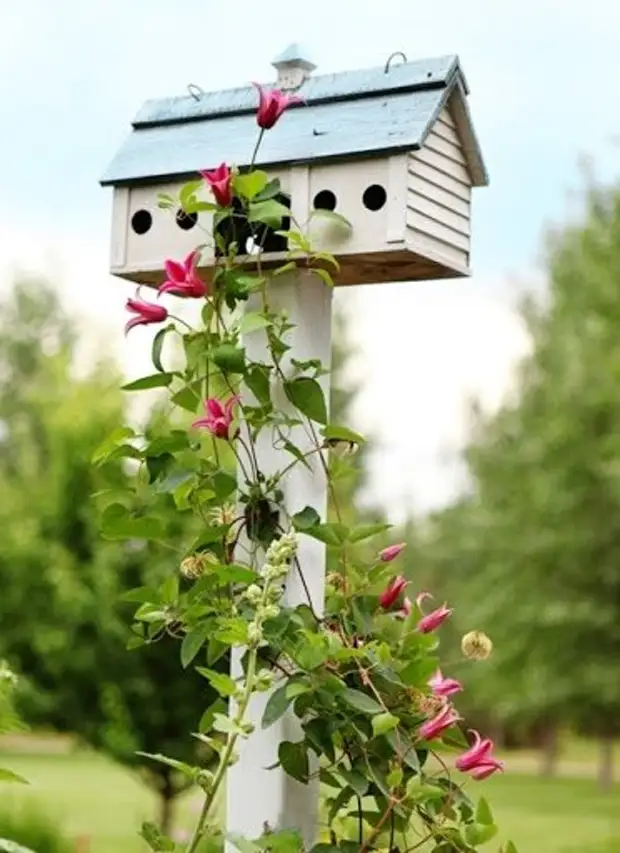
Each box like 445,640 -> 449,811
100,54 -> 488,187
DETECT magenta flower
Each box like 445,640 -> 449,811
455,730 -> 504,780
418,703 -> 461,741
379,542 -> 406,562
428,669 -> 463,698
200,162 -> 233,207
253,83 -> 302,130
379,576 -> 408,610
416,592 -> 453,634
124,297 -> 168,334
158,250 -> 207,298
192,396 -> 239,440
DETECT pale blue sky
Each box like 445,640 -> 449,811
1,0 -> 618,515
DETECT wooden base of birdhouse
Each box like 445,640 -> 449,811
112,243 -> 470,291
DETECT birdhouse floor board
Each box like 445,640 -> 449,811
112,247 -> 468,292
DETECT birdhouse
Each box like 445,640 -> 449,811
101,48 -> 488,287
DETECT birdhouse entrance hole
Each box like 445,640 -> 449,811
214,192 -> 291,258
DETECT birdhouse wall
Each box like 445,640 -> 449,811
406,106 -> 472,274
109,168 -> 293,284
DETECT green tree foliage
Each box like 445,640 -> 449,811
421,182 -> 620,785
0,278 -> 220,831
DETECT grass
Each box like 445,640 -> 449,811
0,738 -> 618,853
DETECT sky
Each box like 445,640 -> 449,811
1,0 -> 619,518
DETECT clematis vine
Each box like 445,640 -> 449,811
104,67 -> 511,853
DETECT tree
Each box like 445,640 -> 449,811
420,180 -> 620,787
0,277 -> 221,832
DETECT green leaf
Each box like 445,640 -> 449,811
284,377 -> 327,424
100,504 -> 164,542
135,752 -> 195,778
349,523 -> 392,543
0,768 -> 28,784
253,177 -> 282,202
371,712 -> 399,737
321,424 -> 366,445
139,821 -> 176,852
171,384 -> 202,413
341,688 -> 382,715
234,170 -> 268,199
214,564 -> 258,585
156,469 -> 194,494
212,343 -> 246,374
338,767 -> 368,797
180,179 -> 203,207
227,835 -> 262,853
245,364 -> 271,404
303,522 -> 348,546
475,796 -> 494,826
278,741 -> 309,783
122,372 -> 174,391
311,268 -> 334,288
385,730 -> 420,772
248,199 -> 291,227
464,823 -> 498,846
503,843 -> 519,853
152,325 -> 174,373
262,684 -> 293,729
180,623 -> 210,668
146,452 -> 174,484
239,312 -> 272,335
292,506 -> 321,530
196,667 -> 238,697
91,426 -> 137,465
310,208 -> 352,231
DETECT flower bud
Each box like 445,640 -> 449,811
247,622 -> 263,647
195,769 -> 214,792
244,584 -> 263,605
461,630 -> 493,661
254,669 -> 275,692
261,604 -> 280,620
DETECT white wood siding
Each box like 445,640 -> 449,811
407,106 -> 472,272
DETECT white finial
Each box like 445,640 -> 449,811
271,43 -> 316,90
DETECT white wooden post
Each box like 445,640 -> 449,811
226,269 -> 332,850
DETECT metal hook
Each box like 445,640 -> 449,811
384,51 -> 408,73
187,83 -> 204,101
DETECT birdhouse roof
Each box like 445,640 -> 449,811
100,54 -> 488,188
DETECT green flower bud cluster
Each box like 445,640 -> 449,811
262,532 -> 298,582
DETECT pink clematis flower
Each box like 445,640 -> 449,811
124,297 -> 168,334
379,576 -> 408,610
428,669 -> 463,699
418,703 -> 461,741
199,162 -> 233,207
455,730 -> 504,780
191,396 -> 239,440
253,83 -> 302,130
158,250 -> 207,298
379,542 -> 406,562
416,592 -> 453,634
